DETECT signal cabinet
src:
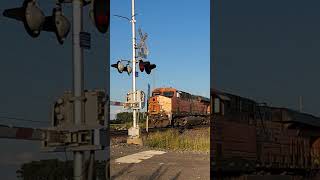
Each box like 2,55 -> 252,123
52,89 -> 106,128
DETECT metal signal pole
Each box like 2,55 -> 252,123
131,0 -> 137,129
126,0 -> 142,145
73,0 -> 84,179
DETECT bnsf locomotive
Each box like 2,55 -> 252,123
148,87 -> 210,128
211,89 -> 320,179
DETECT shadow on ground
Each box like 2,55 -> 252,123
111,163 -> 182,180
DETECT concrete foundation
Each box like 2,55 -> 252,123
127,136 -> 143,145
127,127 -> 143,145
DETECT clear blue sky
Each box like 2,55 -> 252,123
110,0 -> 210,118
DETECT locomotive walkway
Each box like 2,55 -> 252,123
110,144 -> 210,180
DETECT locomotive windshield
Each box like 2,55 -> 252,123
152,92 -> 160,96
163,91 -> 174,98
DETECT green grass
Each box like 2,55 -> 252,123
145,128 -> 210,153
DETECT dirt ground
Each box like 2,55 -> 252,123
110,143 -> 210,180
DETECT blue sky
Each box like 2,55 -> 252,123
110,0 -> 210,119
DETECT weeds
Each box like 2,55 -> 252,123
145,128 -> 209,152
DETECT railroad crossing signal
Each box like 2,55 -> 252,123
112,0 -> 147,145
138,60 -> 156,74
124,90 -> 146,109
90,0 -> 110,34
43,90 -> 107,152
111,60 -> 132,75
3,0 -> 111,178
3,0 -> 45,38
3,0 -> 109,45
42,7 -> 70,44
3,0 -> 70,44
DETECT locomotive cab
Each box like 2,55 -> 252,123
211,92 -> 231,116
213,97 -> 221,114
148,88 -> 176,127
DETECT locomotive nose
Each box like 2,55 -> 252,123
148,96 -> 160,114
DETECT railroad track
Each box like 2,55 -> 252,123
110,124 -> 209,137
110,127 -> 170,137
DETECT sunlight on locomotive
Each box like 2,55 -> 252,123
148,87 -> 210,128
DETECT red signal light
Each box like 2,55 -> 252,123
139,60 -> 145,72
92,0 -> 110,33
138,60 -> 156,74
145,63 -> 156,74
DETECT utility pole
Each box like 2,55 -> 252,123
72,0 -> 84,179
131,0 -> 137,129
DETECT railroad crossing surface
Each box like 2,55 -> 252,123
110,144 -> 210,180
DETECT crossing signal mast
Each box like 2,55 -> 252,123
3,0 -> 110,180
111,0 -> 156,145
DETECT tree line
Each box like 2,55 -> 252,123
111,112 -> 147,124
